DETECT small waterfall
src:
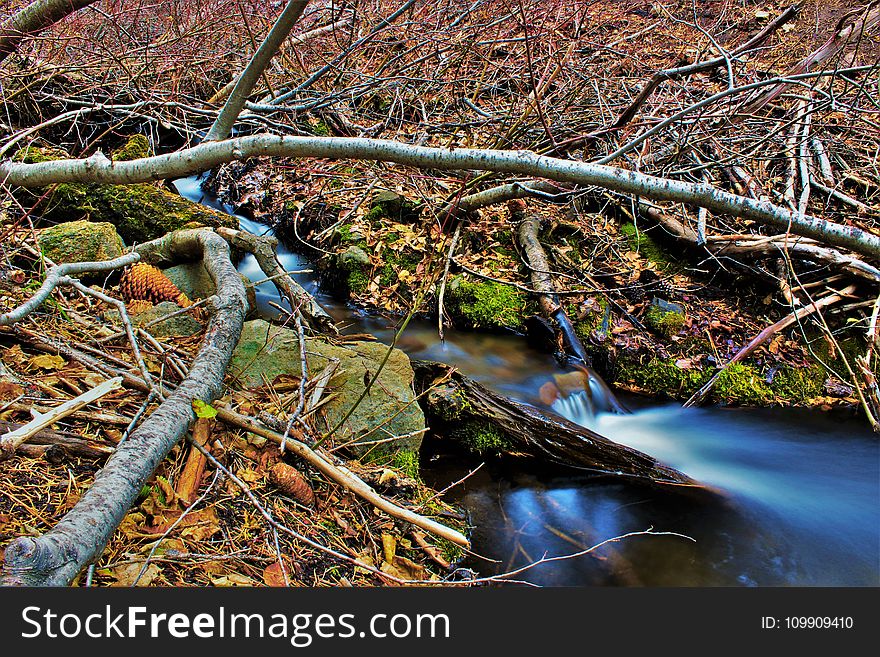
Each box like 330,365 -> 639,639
552,389 -> 598,428
544,366 -> 628,430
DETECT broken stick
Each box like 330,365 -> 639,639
0,376 -> 123,460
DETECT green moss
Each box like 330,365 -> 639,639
457,420 -> 507,454
311,120 -> 330,136
378,248 -> 421,288
620,222 -> 673,269
334,246 -> 371,297
111,134 -> 151,161
615,350 -> 827,405
645,304 -> 686,337
769,365 -> 825,401
13,147 -> 236,243
618,356 -> 707,397
713,363 -> 772,404
391,449 -> 421,480
334,223 -> 365,246
347,268 -> 369,295
359,448 -> 421,481
13,145 -> 69,163
37,220 -> 125,264
446,277 -> 525,331
572,297 -> 609,342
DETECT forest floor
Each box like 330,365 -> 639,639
1,0 -> 879,586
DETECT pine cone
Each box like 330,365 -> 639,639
120,263 -> 192,307
269,462 -> 315,506
652,279 -> 677,299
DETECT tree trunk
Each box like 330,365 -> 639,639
204,0 -> 310,142
0,0 -> 97,62
3,135 -> 876,259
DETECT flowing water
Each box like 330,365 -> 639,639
175,175 -> 880,587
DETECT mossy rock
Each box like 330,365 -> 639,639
111,134 -> 152,161
319,246 -> 372,299
37,220 -> 125,265
331,223 -> 366,246
645,298 -> 686,338
229,320 -> 426,461
14,146 -> 237,244
445,276 -> 526,332
366,190 -> 422,224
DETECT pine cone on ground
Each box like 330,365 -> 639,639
120,263 -> 192,308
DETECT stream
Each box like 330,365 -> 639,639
174,175 -> 880,587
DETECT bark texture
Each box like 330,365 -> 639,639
414,360 -> 694,485
2,134 -> 876,259
0,0 -> 96,62
1,229 -> 248,586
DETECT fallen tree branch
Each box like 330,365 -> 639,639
412,360 -> 695,485
204,0 -> 311,142
0,419 -> 115,459
0,376 -> 122,459
612,4 -> 800,128
214,225 -> 336,334
683,284 -> 857,408
0,252 -> 140,326
1,228 -> 249,586
2,134 -> 877,259
0,0 -> 97,63
510,199 -> 591,366
742,2 -> 880,115
212,404 -> 471,548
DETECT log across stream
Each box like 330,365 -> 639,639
174,176 -> 880,587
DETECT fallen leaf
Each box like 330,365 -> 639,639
0,381 -> 24,400
28,354 -> 66,371
211,573 -> 256,587
382,533 -> 397,563
263,562 -> 289,587
109,562 -> 161,587
237,468 -> 262,483
192,399 -> 218,419
380,555 -> 429,581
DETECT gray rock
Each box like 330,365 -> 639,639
338,245 -> 371,268
132,301 -> 202,338
164,261 -> 256,314
229,319 -> 425,460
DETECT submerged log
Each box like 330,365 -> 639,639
412,360 -> 695,486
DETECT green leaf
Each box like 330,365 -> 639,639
192,399 -> 218,419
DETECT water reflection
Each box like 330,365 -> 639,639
425,400 -> 880,586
